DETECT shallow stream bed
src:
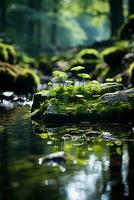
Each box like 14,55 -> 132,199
0,106 -> 134,200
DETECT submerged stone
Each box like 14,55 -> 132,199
38,151 -> 66,165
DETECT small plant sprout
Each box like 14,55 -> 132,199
71,66 -> 85,72
75,94 -> 84,113
105,78 -> 114,82
71,66 -> 85,85
65,80 -> 74,86
77,73 -> 91,86
47,81 -> 53,94
52,71 -> 68,86
48,82 -> 52,87
115,76 -> 122,83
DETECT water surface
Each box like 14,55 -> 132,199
0,107 -> 134,200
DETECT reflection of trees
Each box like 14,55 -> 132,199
109,0 -> 124,36
0,129 -> 11,200
129,0 -> 134,15
128,142 -> 134,199
110,145 -> 124,199
0,0 -> 7,32
110,143 -> 134,200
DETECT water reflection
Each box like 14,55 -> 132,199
0,107 -> 134,200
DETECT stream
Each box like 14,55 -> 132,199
0,106 -> 134,200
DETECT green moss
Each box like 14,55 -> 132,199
0,62 -> 17,91
31,81 -> 128,124
102,46 -> 127,69
77,48 -> 100,61
0,62 -> 40,93
69,48 -> 101,75
17,53 -> 38,68
15,68 -> 40,93
0,43 -> 17,64
6,44 -> 17,64
0,43 -> 8,62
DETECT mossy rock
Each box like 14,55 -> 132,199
0,62 -> 40,93
30,81 -> 134,125
119,15 -> 134,40
69,49 -> 101,75
102,46 -> 127,69
15,69 -> 40,93
0,62 -> 16,91
0,43 -> 16,64
77,48 -> 100,61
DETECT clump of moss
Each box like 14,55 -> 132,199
77,48 -> 100,60
0,62 -> 40,93
31,82 -> 134,124
0,43 -> 16,64
17,53 -> 38,68
31,76 -> 126,123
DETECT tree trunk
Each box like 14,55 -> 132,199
0,0 -> 7,32
109,0 -> 124,36
129,0 -> 134,15
36,0 -> 42,50
27,0 -> 36,53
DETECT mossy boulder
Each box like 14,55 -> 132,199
0,62 -> 16,91
102,46 -> 127,69
0,62 -> 40,93
30,81 -> 134,125
119,14 -> 134,40
69,48 -> 101,75
78,49 -> 100,60
0,43 -> 16,64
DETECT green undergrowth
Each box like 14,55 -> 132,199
31,67 -> 134,124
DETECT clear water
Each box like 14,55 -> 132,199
0,107 -> 134,200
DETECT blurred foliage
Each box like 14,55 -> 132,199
0,0 -> 111,53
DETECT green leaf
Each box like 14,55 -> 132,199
116,147 -> 122,155
71,66 -> 85,71
105,78 -> 114,82
78,73 -> 91,79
